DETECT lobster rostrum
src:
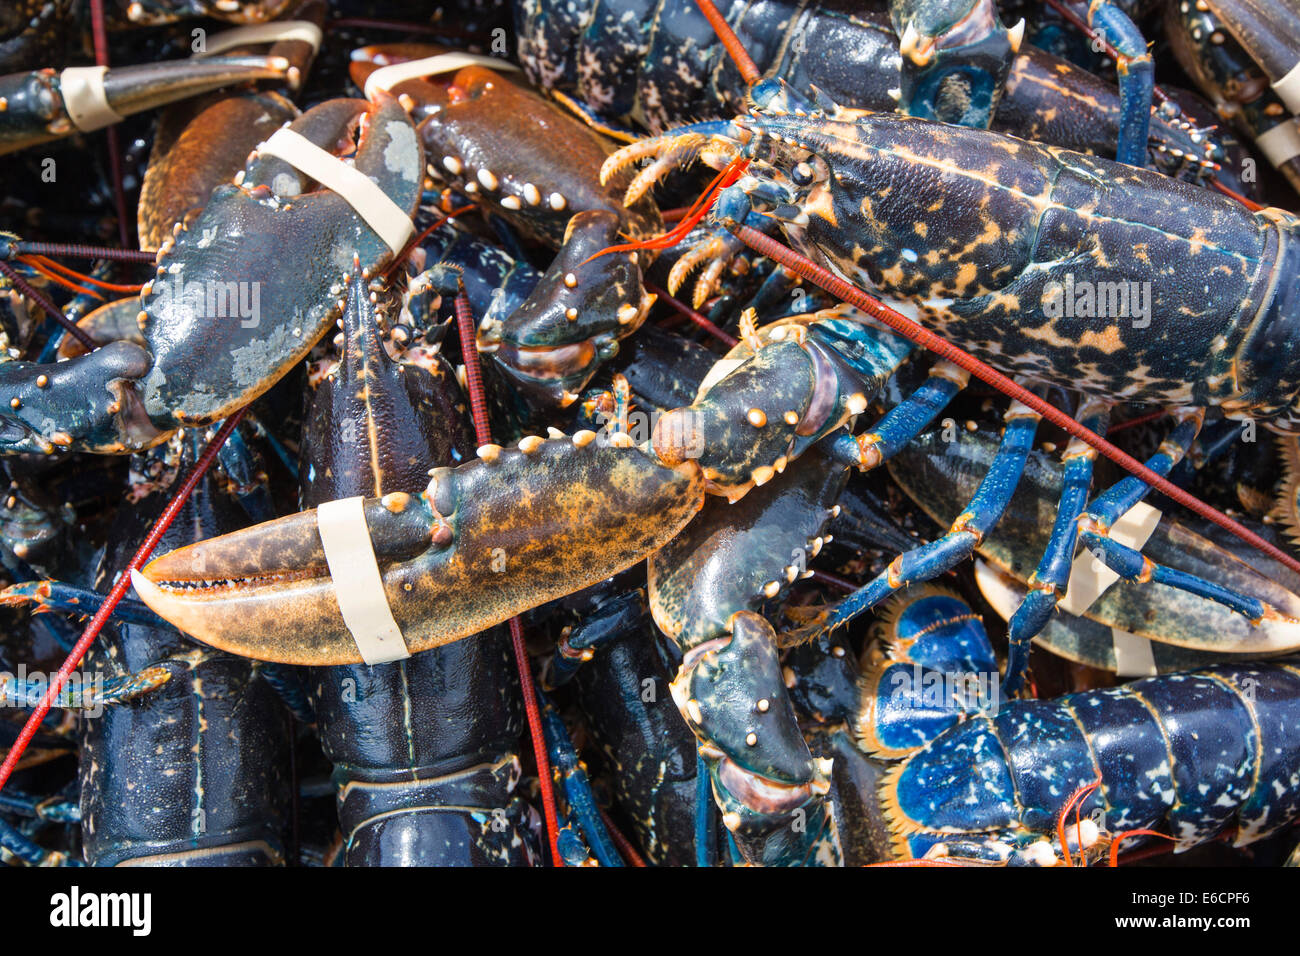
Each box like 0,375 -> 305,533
0,93 -> 423,455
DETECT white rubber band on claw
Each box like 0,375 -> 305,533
256,126 -> 415,254
1273,60 -> 1300,115
317,496 -> 410,665
363,53 -> 520,101
1059,502 -> 1162,616
1111,627 -> 1158,678
1256,118 -> 1300,167
59,66 -> 122,132
198,21 -> 324,56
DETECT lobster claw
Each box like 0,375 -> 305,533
136,94 -> 424,430
133,437 -> 705,665
674,611 -> 838,866
0,56 -> 292,156
0,341 -> 158,454
0,94 -> 424,455
479,210 -> 655,413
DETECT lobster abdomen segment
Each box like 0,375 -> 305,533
886,661 -> 1300,858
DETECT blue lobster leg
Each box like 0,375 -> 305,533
1003,399 -> 1112,694
538,691 -> 625,867
806,402 -> 1042,640
0,661 -> 171,709
545,590 -> 647,687
1070,407 -> 1286,622
0,791 -> 79,824
0,816 -> 81,866
828,361 -> 969,471
694,749 -> 716,867
1081,0 -> 1154,167
0,579 -> 176,630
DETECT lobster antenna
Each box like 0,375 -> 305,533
694,0 -> 759,86
453,286 -> 564,867
690,0 -> 1300,577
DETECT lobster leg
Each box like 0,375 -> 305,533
828,360 -> 969,471
787,402 -> 1042,644
1002,399 -> 1111,693
1072,407 -> 1270,621
0,660 -> 171,710
0,816 -> 80,866
1083,1 -> 1154,167
0,579 -> 178,630
539,691 -> 624,867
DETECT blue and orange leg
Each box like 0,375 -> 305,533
806,399 -> 1042,640
829,361 -> 969,471
1071,408 -> 1280,621
1003,399 -> 1112,694
0,579 -> 174,630
1078,0 -> 1154,166
539,691 -> 625,867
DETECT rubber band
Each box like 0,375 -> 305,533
1059,502 -> 1162,616
1273,60 -> 1300,115
59,66 -> 122,132
316,497 -> 410,665
257,127 -> 415,254
1256,119 -> 1300,167
1110,627 -> 1158,678
363,53 -> 520,101
198,20 -> 323,56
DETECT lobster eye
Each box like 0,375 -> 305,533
791,162 -> 815,186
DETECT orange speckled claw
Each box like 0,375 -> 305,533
134,435 -> 705,665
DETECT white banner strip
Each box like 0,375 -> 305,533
59,66 -> 123,132
363,53 -> 520,101
1060,502 -> 1162,616
1273,60 -> 1300,115
316,497 -> 410,665
199,21 -> 323,56
1257,118 -> 1300,167
257,127 -> 415,254
1111,627 -> 1158,678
